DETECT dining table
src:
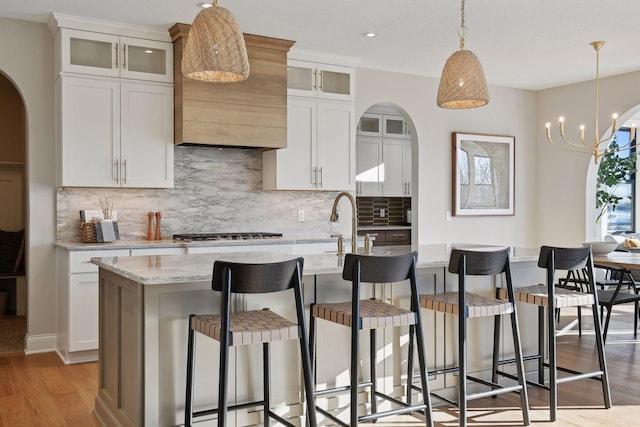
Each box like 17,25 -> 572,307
592,251 -> 640,340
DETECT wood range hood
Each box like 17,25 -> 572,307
170,23 -> 295,149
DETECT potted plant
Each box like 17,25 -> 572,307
596,138 -> 637,224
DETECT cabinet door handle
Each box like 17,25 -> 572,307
407,182 -> 410,195
114,44 -> 118,68
123,44 -> 127,69
391,233 -> 405,237
114,159 -> 119,183
318,70 -> 323,92
312,69 -> 317,91
311,167 -> 317,186
318,166 -> 323,188
122,159 -> 127,184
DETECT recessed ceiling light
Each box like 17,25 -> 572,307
198,2 -> 213,8
362,32 -> 377,38
144,50 -> 154,54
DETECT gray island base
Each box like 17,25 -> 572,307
92,245 -> 541,427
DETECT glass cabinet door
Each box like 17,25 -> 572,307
357,113 -> 382,136
120,37 -> 173,83
287,60 -> 353,101
62,29 -> 119,77
287,63 -> 315,93
61,29 -> 172,82
318,63 -> 353,101
383,114 -> 409,138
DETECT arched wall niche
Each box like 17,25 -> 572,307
356,102 -> 418,243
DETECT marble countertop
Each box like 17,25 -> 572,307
55,234 -> 354,251
91,244 -> 540,285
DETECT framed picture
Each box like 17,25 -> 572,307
452,132 -> 515,216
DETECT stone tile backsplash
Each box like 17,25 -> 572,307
57,146 -> 342,241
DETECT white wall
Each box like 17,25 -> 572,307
536,70 -> 640,246
356,68 -> 538,247
0,18 -> 56,352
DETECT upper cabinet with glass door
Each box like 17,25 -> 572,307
358,113 -> 410,138
287,59 -> 354,101
59,29 -> 173,83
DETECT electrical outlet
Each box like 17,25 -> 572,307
380,208 -> 386,218
445,210 -> 452,221
297,209 -> 305,222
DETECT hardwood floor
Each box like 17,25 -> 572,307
0,306 -> 638,426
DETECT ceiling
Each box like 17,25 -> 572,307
2,0 -> 640,91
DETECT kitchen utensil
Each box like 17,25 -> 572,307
155,212 -> 162,240
147,212 -> 154,241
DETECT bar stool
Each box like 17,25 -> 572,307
309,252 -> 433,427
184,257 -> 317,427
417,248 -> 530,427
494,246 -> 611,421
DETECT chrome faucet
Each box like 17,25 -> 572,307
330,192 -> 358,254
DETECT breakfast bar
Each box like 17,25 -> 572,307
92,245 -> 542,427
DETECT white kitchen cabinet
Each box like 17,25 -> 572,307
57,75 -> 174,188
382,139 -> 412,196
287,59 -> 353,101
59,28 -> 172,83
358,113 -> 410,138
356,137 -> 382,196
263,97 -> 354,191
56,247 -> 130,364
356,136 -> 411,197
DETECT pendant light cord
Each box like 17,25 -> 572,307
457,0 -> 467,50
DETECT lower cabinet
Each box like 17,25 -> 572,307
56,247 -> 131,364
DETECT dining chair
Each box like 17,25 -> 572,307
184,257 -> 317,427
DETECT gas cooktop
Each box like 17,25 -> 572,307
172,232 -> 283,242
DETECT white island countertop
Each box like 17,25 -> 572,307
91,244 -> 540,285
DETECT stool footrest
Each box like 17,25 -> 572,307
314,380 -> 373,397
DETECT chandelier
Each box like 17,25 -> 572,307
545,41 -> 634,164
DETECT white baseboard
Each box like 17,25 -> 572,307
24,333 -> 57,354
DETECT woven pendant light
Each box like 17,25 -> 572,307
182,1 -> 250,82
437,0 -> 489,109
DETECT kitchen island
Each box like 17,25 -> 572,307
92,245 -> 541,427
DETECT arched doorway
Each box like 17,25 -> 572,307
0,72 -> 27,354
355,102 -> 417,246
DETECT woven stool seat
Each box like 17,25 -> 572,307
191,309 -> 299,346
312,298 -> 416,329
421,291 -> 513,318
502,285 -> 594,308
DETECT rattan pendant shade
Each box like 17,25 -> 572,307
437,49 -> 489,109
182,5 -> 250,82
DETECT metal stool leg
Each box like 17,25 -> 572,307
459,310 -> 467,427
491,310 -> 501,390
407,324 -> 415,406
263,343 -> 270,427
370,329 -> 377,415
548,303 -> 557,422
413,315 -> 434,427
537,306 -> 545,385
591,300 -> 612,408
510,311 -> 531,425
351,315 -> 359,426
185,315 -> 196,427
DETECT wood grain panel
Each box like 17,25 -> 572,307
182,121 -> 287,149
170,24 -> 294,149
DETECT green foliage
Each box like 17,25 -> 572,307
596,139 -> 637,223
